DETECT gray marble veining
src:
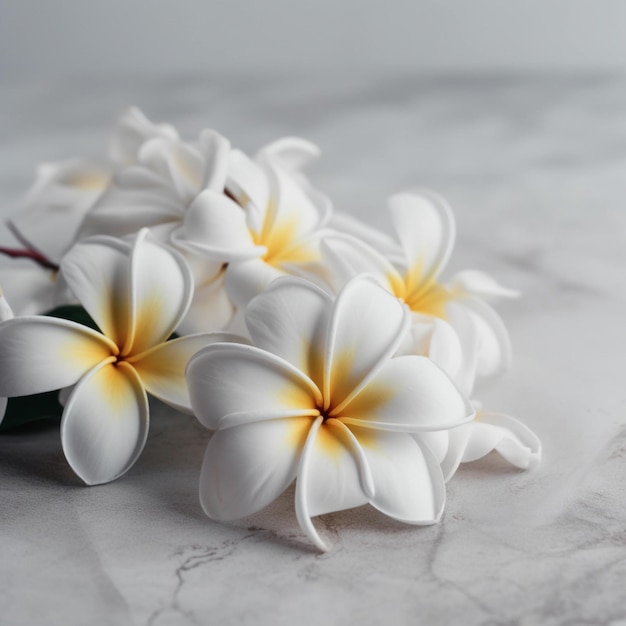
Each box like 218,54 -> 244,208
1,74 -> 625,625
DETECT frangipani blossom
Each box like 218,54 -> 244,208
173,142 -> 332,310
187,276 -> 474,551
393,310 -> 541,477
7,107 -> 177,266
323,190 -> 517,384
0,230 -> 236,484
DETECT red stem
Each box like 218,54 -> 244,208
0,247 -> 59,271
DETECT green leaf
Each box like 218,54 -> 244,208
0,391 -> 63,432
44,304 -> 100,332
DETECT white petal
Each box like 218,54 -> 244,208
388,190 -> 455,284
226,149 -> 270,212
108,106 -> 178,165
451,270 -> 520,299
445,302 -> 480,396
177,267 -> 235,335
187,343 -> 321,431
131,332 -> 242,413
261,164 -> 323,248
0,396 -> 7,425
458,296 -> 513,378
224,258 -> 284,308
198,129 -> 231,192
245,276 -> 331,387
0,317 -> 114,397
199,415 -> 313,520
171,190 -> 261,261
0,262 -> 57,316
327,212 -> 404,264
61,360 -> 148,485
126,230 -> 194,355
295,416 -> 368,551
0,288 -> 14,321
256,136 -> 320,171
138,137 -> 203,204
351,425 -> 445,523
437,424 -> 472,482
9,158 -> 112,264
340,355 -> 474,431
78,166 -> 183,240
60,235 -> 133,349
321,232 -> 400,293
462,412 -> 541,469
325,276 -> 409,413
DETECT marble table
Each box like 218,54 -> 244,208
1,74 -> 625,625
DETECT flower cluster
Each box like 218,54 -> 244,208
0,108 -> 540,551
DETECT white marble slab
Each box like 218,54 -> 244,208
1,74 -> 625,625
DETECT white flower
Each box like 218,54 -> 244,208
187,276 -> 474,551
173,143 -> 332,310
403,319 -> 541,477
0,229 -> 236,484
323,190 -> 517,387
7,107 -> 177,266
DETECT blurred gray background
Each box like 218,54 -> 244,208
2,0 -> 626,77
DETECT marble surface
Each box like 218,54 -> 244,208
1,74 -> 625,625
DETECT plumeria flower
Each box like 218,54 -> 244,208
187,275 -> 474,551
78,127 -> 237,332
0,229 -> 237,484
322,190 -> 517,387
407,322 -> 541,479
7,107 -> 177,266
173,143 -> 332,312
0,287 -> 14,424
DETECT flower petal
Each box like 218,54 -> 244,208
198,129 -> 231,192
199,415 -> 313,521
0,317 -> 114,397
60,235 -> 133,348
264,164 -> 327,245
78,166 -> 183,240
0,287 -> 14,321
224,257 -> 284,308
462,412 -> 541,469
138,137 -> 204,205
450,270 -> 520,299
256,136 -> 320,171
245,277 -> 331,387
437,424 -> 472,482
458,296 -> 512,378
321,232 -> 400,293
325,276 -> 409,413
131,332 -> 243,413
177,268 -> 235,335
226,149 -> 270,212
351,426 -> 445,523
295,416 -> 370,551
127,230 -> 194,354
328,212 -> 404,264
388,190 -> 455,284
0,262 -> 56,316
171,190 -> 262,262
0,396 -> 8,425
340,355 -> 474,431
8,158 -> 112,263
187,343 -> 321,431
108,106 -> 178,165
61,360 -> 149,485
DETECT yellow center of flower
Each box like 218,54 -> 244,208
250,203 -> 318,268
388,261 -> 455,319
